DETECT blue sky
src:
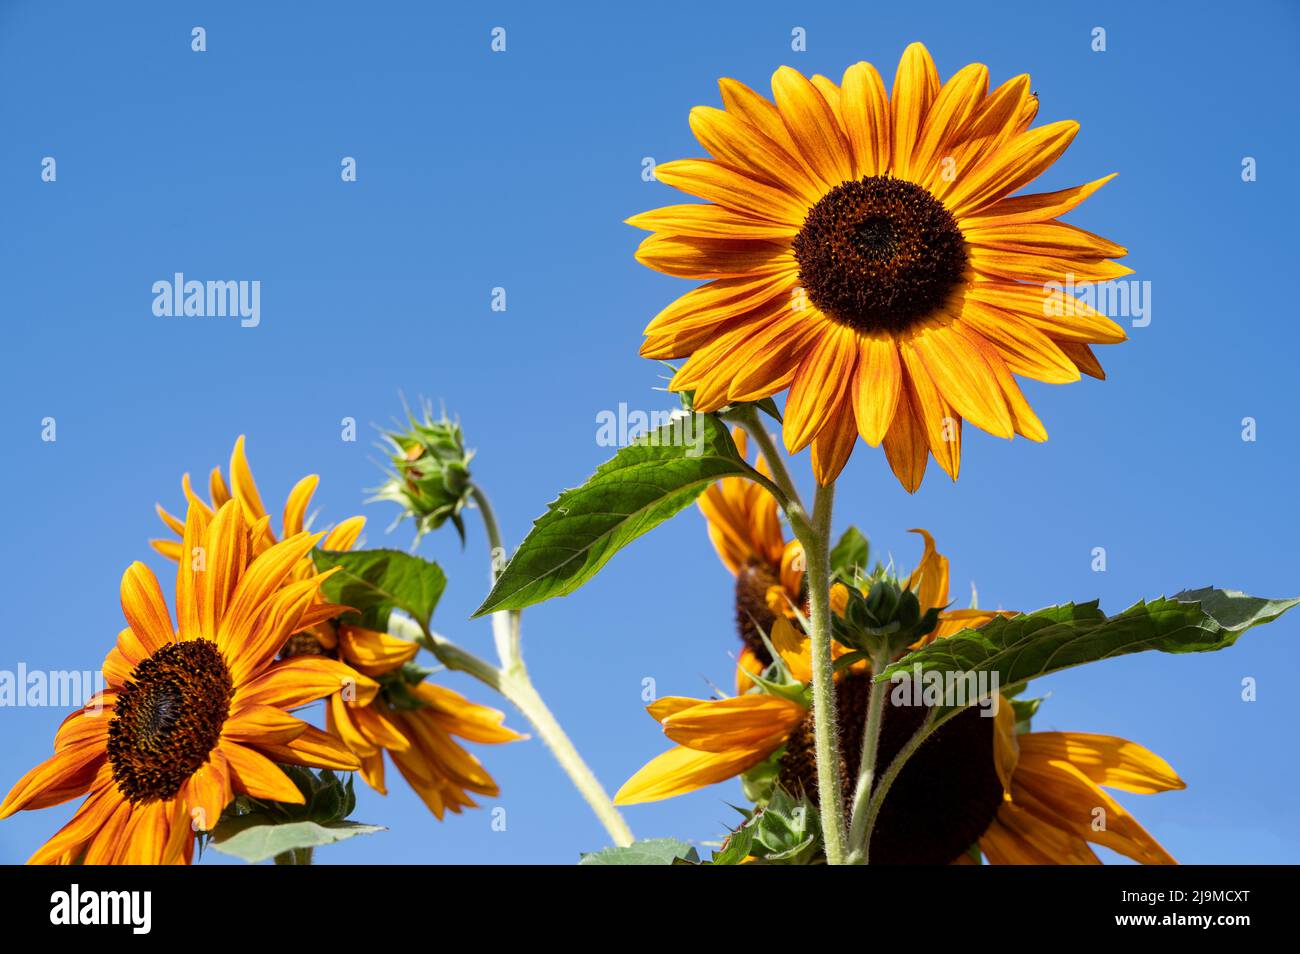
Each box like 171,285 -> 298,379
1,0 -> 1297,864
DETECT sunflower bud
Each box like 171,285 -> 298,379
374,406 -> 474,542
832,574 -> 940,658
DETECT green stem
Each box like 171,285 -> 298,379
499,676 -> 636,849
845,649 -> 891,863
800,481 -> 848,864
724,406 -> 805,515
469,483 -> 522,673
423,482 -> 636,848
853,713 -> 938,864
723,405 -> 847,863
395,614 -> 634,849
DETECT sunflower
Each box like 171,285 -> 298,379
615,532 -> 1182,864
0,499 -> 372,864
152,436 -> 523,817
699,427 -> 805,686
632,43 -> 1129,489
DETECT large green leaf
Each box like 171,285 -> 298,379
473,414 -> 747,616
210,818 -> 384,864
312,549 -> 446,630
878,588 -> 1298,716
578,838 -> 700,866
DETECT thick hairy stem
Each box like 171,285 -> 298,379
801,482 -> 848,864
724,406 -> 847,862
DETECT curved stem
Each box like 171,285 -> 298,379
798,481 -> 848,864
852,713 -> 938,864
501,677 -> 636,848
723,406 -> 805,515
395,614 -> 635,848
845,650 -> 890,862
448,482 -> 634,848
469,483 -> 522,672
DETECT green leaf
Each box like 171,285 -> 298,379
830,526 -> 869,577
711,824 -> 758,866
312,548 -> 447,630
209,817 -> 385,864
578,838 -> 700,866
473,414 -> 747,616
878,588 -> 1299,717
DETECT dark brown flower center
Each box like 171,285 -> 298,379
777,670 -> 1003,864
734,559 -> 782,665
793,176 -> 968,333
107,639 -> 233,802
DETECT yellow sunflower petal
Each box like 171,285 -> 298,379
890,41 -> 940,180
635,232 -> 794,280
900,344 -> 962,479
840,60 -> 891,177
337,624 -> 420,676
119,563 -> 175,652
911,322 -> 1014,439
810,394 -> 860,484
282,475 -> 318,538
653,159 -> 811,225
959,174 -> 1117,229
912,62 -> 988,185
228,435 -> 268,522
627,202 -> 799,239
783,323 -> 858,453
956,299 -> 1080,384
661,694 -> 807,753
1018,733 -> 1185,794
615,742 -> 783,805
946,121 -> 1081,218
687,105 -> 824,205
881,382 -> 930,493
771,65 -> 854,187
221,741 -> 305,804
851,332 -> 902,446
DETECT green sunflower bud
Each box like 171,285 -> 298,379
833,575 -> 941,659
374,404 -> 474,543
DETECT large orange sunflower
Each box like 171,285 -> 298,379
151,437 -> 522,818
632,43 -> 1129,489
0,500 -> 371,864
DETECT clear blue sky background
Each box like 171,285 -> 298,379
1,0 -> 1296,865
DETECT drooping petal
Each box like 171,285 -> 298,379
614,742 -> 784,805
1018,733 -> 1185,794
660,695 -> 807,752
881,382 -> 930,493
221,741 -> 305,804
